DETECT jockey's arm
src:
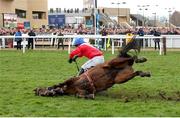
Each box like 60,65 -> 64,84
69,48 -> 82,59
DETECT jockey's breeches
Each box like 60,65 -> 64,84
81,56 -> 104,71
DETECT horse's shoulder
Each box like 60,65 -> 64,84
102,61 -> 111,68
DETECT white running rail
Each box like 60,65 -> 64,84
0,35 -> 179,55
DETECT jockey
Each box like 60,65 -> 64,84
126,32 -> 134,45
68,37 -> 104,75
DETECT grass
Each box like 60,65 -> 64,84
0,50 -> 180,117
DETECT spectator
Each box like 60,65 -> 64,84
153,29 -> 161,50
57,30 -> 64,50
28,29 -> 36,49
52,29 -> 57,46
137,28 -> 144,48
15,29 -> 22,50
68,37 -> 104,75
100,28 -> 108,49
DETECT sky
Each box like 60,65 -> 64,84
48,0 -> 180,18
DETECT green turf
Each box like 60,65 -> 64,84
0,50 -> 180,117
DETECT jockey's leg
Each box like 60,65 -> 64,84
79,56 -> 104,76
78,68 -> 85,76
79,59 -> 93,76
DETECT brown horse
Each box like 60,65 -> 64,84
34,53 -> 150,99
34,38 -> 150,99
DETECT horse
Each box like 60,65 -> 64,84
34,39 -> 150,99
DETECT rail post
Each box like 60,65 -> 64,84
163,37 -> 167,55
68,38 -> 71,54
22,38 -> 26,53
2,38 -> 5,48
112,39 -> 114,54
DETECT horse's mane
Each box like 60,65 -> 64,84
51,77 -> 79,89
62,76 -> 80,86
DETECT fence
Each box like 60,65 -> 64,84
0,34 -> 179,55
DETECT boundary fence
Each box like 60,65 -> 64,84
0,35 -> 178,55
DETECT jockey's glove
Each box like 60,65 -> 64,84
68,58 -> 73,63
72,55 -> 78,61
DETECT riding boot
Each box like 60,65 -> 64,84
78,68 -> 85,76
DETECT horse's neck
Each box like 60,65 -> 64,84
63,77 -> 80,86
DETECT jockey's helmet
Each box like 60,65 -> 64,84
72,37 -> 85,46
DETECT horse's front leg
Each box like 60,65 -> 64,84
75,88 -> 95,99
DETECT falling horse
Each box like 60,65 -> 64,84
34,39 -> 150,99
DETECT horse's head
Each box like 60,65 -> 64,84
34,77 -> 79,97
33,87 -> 56,96
54,77 -> 80,95
34,84 -> 69,96
51,84 -> 68,95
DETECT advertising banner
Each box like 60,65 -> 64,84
3,13 -> 17,28
24,21 -> 30,29
48,15 -> 65,27
17,23 -> 24,29
86,19 -> 93,28
65,17 -> 76,24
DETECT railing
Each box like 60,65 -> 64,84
1,35 -> 179,54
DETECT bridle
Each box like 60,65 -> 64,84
74,60 -> 80,72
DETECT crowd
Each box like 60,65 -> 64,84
1,26 -> 180,36
1,26 -> 180,37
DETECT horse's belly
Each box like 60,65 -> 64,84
114,67 -> 134,83
93,77 -> 115,92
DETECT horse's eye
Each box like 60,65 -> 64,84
63,85 -> 67,89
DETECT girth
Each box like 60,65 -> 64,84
84,71 -> 96,93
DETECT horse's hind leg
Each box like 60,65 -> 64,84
115,69 -> 151,84
133,56 -> 147,63
114,67 -> 136,84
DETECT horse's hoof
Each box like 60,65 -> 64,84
85,94 -> 95,100
140,72 -> 151,77
135,57 -> 147,63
